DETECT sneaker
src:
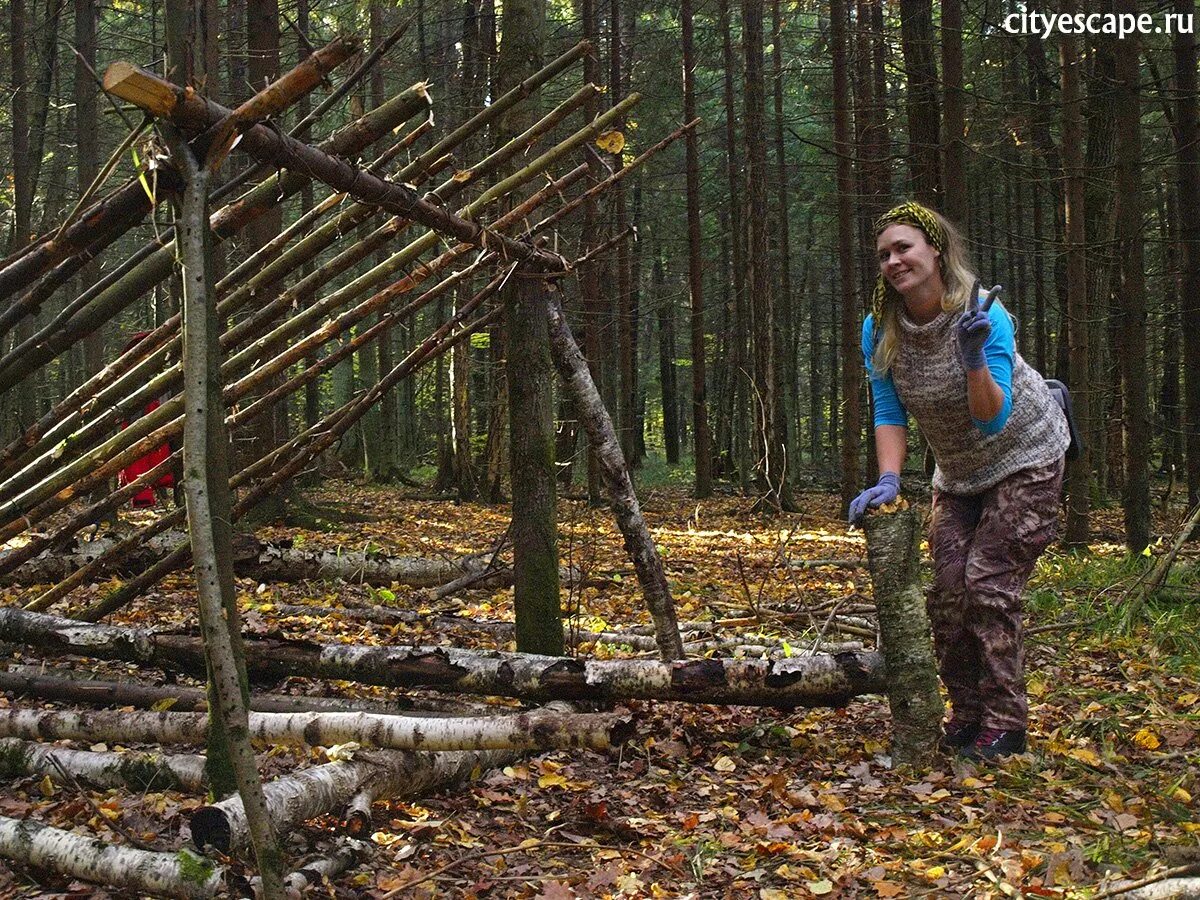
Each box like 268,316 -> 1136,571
938,719 -> 980,753
962,727 -> 1027,760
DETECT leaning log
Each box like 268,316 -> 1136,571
0,608 -> 886,708
105,62 -> 570,273
191,748 -> 513,853
0,79 -> 431,399
0,816 -> 225,899
0,707 -> 634,752
862,504 -> 942,768
545,292 -> 684,661
0,737 -> 207,792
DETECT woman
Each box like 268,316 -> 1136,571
849,202 -> 1069,761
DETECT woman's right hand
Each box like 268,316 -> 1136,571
848,472 -> 901,524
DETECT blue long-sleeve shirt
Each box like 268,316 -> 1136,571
862,300 -> 1016,436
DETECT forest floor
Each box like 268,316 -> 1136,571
1,473 -> 1198,899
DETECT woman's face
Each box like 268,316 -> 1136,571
876,223 -> 942,299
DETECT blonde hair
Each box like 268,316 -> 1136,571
871,206 -> 977,376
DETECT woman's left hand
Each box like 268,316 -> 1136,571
956,285 -> 1001,370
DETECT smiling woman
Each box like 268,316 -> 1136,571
850,201 -> 1071,763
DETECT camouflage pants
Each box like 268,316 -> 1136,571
927,457 -> 1065,730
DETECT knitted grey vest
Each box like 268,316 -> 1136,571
889,308 -> 1070,495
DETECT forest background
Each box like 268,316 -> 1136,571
0,0 -> 1195,553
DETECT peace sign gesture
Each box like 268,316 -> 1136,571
957,283 -> 1002,371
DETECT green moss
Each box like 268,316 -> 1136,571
176,849 -> 215,885
119,755 -> 185,792
0,740 -> 31,777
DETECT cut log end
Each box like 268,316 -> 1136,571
189,808 -> 233,854
102,62 -> 180,117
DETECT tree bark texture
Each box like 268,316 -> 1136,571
898,0 -> 942,202
1176,0 -> 1200,507
0,816 -> 224,899
681,0 -> 711,498
191,747 -> 514,853
507,271 -> 563,656
0,707 -> 633,753
831,0 -> 861,511
0,609 -> 884,708
862,507 -> 942,769
1,532 -> 498,588
172,130 -> 285,898
1111,0 -> 1151,553
1061,0 -> 1092,547
0,737 -> 207,792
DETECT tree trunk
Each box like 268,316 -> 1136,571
507,272 -> 563,656
940,0 -> 966,224
656,252 -> 680,465
170,128 -> 285,896
1112,0 -> 1150,553
681,0 -> 711,497
862,507 -> 941,769
1061,7 -> 1092,548
0,816 -> 224,899
832,0 -> 861,513
743,0 -> 792,512
898,0 -> 941,202
1174,0 -> 1200,507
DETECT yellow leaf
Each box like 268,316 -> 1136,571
713,755 -> 737,772
1172,787 -> 1192,803
925,866 -> 946,879
1068,747 -> 1101,766
806,880 -> 834,896
962,777 -> 986,789
150,697 -> 178,712
538,773 -> 568,788
595,130 -> 625,154
39,775 -> 55,798
1180,822 -> 1200,833
1132,728 -> 1161,750
1176,693 -> 1198,708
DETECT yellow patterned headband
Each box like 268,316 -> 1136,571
870,202 -> 946,320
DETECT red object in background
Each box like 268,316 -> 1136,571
116,332 -> 176,508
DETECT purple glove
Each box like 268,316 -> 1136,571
956,285 -> 1002,371
848,472 -> 901,524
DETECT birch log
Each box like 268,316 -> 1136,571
544,293 -> 684,662
0,667 -> 502,717
862,505 -> 942,767
1,531 -> 495,587
0,707 -> 634,751
0,816 -> 225,899
191,748 -> 513,853
0,608 -> 885,707
0,738 -> 206,791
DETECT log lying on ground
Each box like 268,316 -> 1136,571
0,668 -> 504,717
191,748 -> 514,853
0,608 -> 886,707
0,816 -> 226,899
0,737 -> 207,792
1,531 -> 494,588
862,505 -> 942,768
0,706 -> 633,752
